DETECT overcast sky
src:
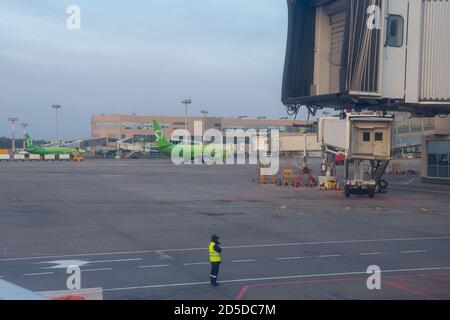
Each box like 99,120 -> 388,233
0,0 -> 292,140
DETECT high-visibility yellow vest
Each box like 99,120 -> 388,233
209,242 -> 221,262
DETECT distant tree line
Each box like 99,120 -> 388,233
0,137 -> 48,149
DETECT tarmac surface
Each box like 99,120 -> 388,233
1,158 -> 450,300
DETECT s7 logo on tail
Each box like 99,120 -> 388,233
155,130 -> 163,142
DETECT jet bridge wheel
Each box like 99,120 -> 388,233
344,186 -> 351,198
369,186 -> 376,198
377,179 -> 389,193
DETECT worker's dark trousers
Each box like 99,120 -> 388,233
210,262 -> 221,285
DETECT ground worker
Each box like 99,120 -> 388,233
209,234 -> 222,286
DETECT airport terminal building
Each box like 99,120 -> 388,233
392,112 -> 436,156
91,114 -> 316,142
421,118 -> 450,184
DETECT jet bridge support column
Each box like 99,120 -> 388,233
318,151 -> 338,190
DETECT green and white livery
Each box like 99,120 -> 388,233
25,134 -> 85,155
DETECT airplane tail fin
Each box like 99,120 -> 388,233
24,133 -> 35,149
152,120 -> 172,149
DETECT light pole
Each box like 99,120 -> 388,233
20,123 -> 28,149
200,110 -> 209,137
52,104 -> 62,143
181,99 -> 191,141
8,117 -> 19,154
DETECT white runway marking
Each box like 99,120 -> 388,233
390,186 -> 450,195
1,236 -> 449,262
102,266 -> 450,292
276,256 -> 304,261
89,258 -> 142,264
139,265 -> 169,269
318,255 -> 341,258
155,251 -> 174,261
401,250 -> 429,254
36,260 -> 89,269
232,259 -> 256,263
404,178 -> 415,185
24,272 -> 54,276
81,268 -> 112,272
183,262 -> 209,266
359,252 -> 382,256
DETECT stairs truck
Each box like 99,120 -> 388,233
318,114 -> 393,197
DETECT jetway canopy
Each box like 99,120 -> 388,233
282,0 -> 381,100
282,0 -> 450,116
279,133 -> 321,152
282,0 -> 316,102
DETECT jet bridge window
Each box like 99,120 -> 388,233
363,132 -> 371,142
386,15 -> 404,48
375,132 -> 383,142
427,141 -> 450,178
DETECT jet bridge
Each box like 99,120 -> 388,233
318,113 -> 393,197
282,0 -> 450,117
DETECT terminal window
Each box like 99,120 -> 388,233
375,132 -> 383,141
428,140 -> 450,178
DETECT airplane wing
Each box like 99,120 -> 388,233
0,279 -> 46,300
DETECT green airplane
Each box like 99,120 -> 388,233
25,134 -> 85,155
152,120 -> 231,161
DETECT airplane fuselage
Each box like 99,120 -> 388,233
158,143 -> 230,161
26,147 -> 78,155
152,120 -> 231,161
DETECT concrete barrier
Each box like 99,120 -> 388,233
13,154 -> 26,161
29,154 -> 41,161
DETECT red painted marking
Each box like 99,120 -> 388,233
234,272 -> 450,300
398,274 -> 450,297
235,285 -> 250,300
382,279 -> 439,300
421,272 -> 450,281
52,295 -> 85,300
246,276 -> 366,289
235,276 -> 367,300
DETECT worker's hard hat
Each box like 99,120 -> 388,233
211,234 -> 220,241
